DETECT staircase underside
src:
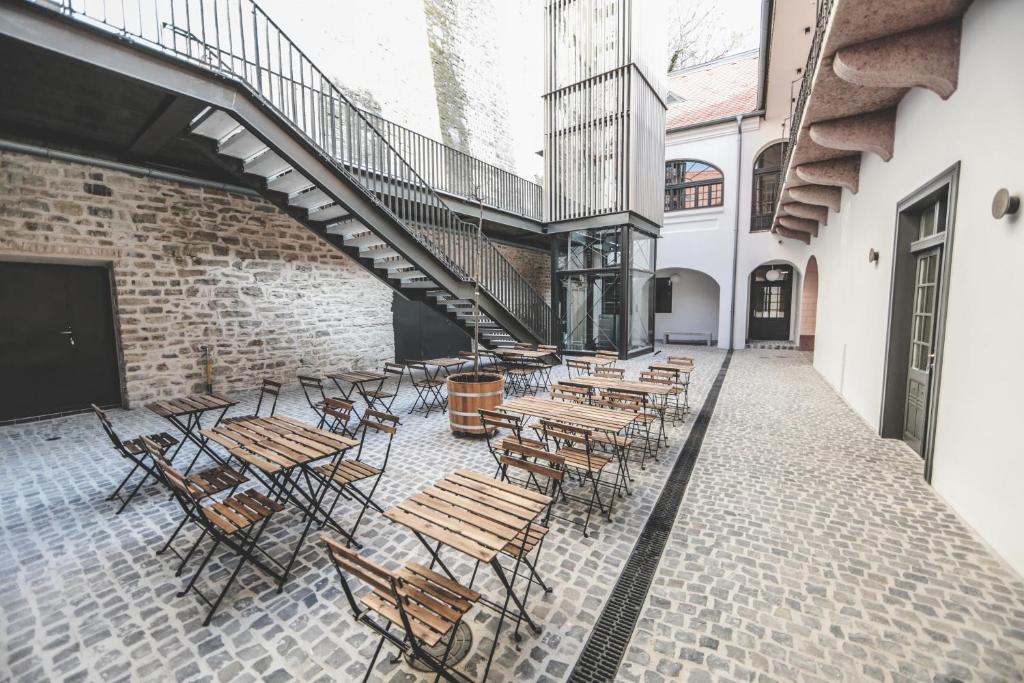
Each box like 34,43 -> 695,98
0,3 -> 547,348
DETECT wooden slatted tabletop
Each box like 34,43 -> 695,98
490,348 -> 554,359
563,375 -> 674,396
573,355 -> 616,367
203,416 -> 358,475
501,396 -> 636,433
384,469 -> 550,563
146,393 -> 236,418
421,357 -> 468,369
327,370 -> 387,384
648,361 -> 694,375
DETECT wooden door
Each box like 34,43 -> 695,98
0,261 -> 121,421
903,247 -> 942,455
748,264 -> 793,341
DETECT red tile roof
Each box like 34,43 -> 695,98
665,50 -> 759,130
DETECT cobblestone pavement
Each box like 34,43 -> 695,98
619,351 -> 1024,683
0,346 -> 724,683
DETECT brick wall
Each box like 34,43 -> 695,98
0,151 -> 394,407
494,242 -> 551,305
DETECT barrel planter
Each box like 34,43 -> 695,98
447,372 -> 504,435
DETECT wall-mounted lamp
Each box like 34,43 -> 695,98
992,188 -> 1020,220
868,248 -> 880,265
669,273 -> 681,285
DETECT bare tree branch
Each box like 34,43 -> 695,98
667,1 -> 745,71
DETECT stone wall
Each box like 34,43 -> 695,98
0,151 -> 394,407
494,242 -> 551,305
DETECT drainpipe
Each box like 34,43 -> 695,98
728,115 -> 745,350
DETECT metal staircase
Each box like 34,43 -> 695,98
37,0 -> 551,347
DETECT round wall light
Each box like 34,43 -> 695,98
765,268 -> 782,282
992,188 -> 1020,219
669,273 -> 681,284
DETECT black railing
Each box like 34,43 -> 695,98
780,0 -> 836,193
45,0 -> 551,341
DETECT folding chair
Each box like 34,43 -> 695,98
503,353 -> 540,396
641,370 -> 684,423
224,378 -> 281,423
323,538 -> 479,683
152,446 -> 285,626
406,362 -> 447,417
92,404 -> 179,514
323,397 -> 359,437
492,448 -> 564,601
298,374 -> 349,429
594,350 -> 619,366
539,419 -> 612,537
317,410 -> 399,546
599,389 -> 661,469
566,359 -> 591,379
362,363 -> 405,413
479,409 -> 546,477
653,364 -> 691,413
594,366 -> 624,379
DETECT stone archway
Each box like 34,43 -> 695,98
654,267 -> 721,346
800,256 -> 819,350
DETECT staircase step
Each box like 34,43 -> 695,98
267,169 -> 314,195
307,203 -> 348,222
345,232 -> 386,248
378,258 -> 413,271
244,149 -> 290,178
191,109 -> 238,141
219,128 -> 266,160
388,268 -> 423,280
325,218 -> 364,238
402,277 -> 437,289
360,244 -> 400,260
288,187 -> 332,210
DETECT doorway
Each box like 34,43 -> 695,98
748,264 -> 793,341
880,164 -> 958,480
0,260 -> 122,421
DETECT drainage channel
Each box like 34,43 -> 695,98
567,350 -> 733,683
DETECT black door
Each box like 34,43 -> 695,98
748,264 -> 793,341
0,261 -> 121,421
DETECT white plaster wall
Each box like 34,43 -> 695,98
808,0 -> 1024,575
655,268 -> 721,343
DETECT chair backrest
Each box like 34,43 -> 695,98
92,403 -> 124,451
143,436 -> 200,501
323,537 -> 401,614
551,383 -> 590,404
595,350 -> 618,359
595,367 -> 624,379
540,419 -> 593,452
323,397 -> 355,424
479,408 -> 522,433
297,374 -> 326,409
601,389 -> 646,413
566,359 -> 590,373
639,370 -> 672,385
499,441 -> 564,523
255,379 -> 283,418
355,409 -> 400,469
383,362 -> 405,377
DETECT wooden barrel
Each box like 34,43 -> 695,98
447,372 -> 504,435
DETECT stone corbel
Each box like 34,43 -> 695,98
809,108 -> 896,161
795,156 -> 861,194
778,216 -> 819,238
782,202 -> 829,226
789,184 -> 843,213
833,21 -> 961,100
775,226 -> 811,245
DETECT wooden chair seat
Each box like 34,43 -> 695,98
316,459 -> 381,486
501,521 -> 549,557
558,446 -> 610,472
362,389 -> 396,399
501,436 -> 546,451
201,489 -> 284,535
123,432 -> 178,456
187,464 -> 248,498
413,378 -> 445,388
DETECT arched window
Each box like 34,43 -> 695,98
751,142 -> 787,232
664,160 -> 724,212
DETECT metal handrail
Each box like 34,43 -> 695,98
779,0 -> 836,206
45,0 -> 551,342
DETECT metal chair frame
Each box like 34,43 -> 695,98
92,404 -> 178,514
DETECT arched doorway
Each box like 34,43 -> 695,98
800,256 -> 819,350
654,268 -> 720,346
748,262 -> 798,342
